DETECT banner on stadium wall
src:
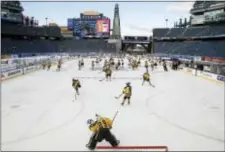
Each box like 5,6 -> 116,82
11,55 -> 19,59
1,55 -> 11,59
201,72 -> 213,78
7,69 -> 23,77
96,19 -> 110,33
202,57 -> 225,64
217,75 -> 225,82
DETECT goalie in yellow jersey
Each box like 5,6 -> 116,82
86,114 -> 120,150
142,71 -> 155,87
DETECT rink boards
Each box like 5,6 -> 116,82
183,67 -> 225,84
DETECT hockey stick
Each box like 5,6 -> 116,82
114,93 -> 122,99
72,92 -> 77,102
73,88 -> 80,101
112,110 -> 119,123
150,83 -> 155,87
149,81 -> 155,87
99,77 -> 106,81
95,110 -> 119,124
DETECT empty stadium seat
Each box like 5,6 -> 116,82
154,40 -> 225,58
1,39 -> 117,54
153,26 -> 225,38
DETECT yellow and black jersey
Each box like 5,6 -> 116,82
143,72 -> 150,79
89,117 -> 113,133
122,86 -> 132,97
72,80 -> 81,88
42,62 -> 46,66
105,68 -> 112,75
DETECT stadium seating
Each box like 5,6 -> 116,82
153,26 -> 225,38
1,23 -> 61,37
153,28 -> 170,37
1,39 -> 117,54
153,25 -> 225,58
154,40 -> 225,58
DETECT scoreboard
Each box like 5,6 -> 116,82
67,18 -> 110,38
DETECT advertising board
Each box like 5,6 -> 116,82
217,75 -> 225,82
24,66 -> 37,73
7,69 -> 22,77
201,72 -> 213,78
96,19 -> 110,33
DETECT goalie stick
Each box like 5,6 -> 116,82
96,109 -> 120,124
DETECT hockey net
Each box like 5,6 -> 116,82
96,146 -> 168,151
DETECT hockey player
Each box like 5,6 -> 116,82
115,60 -> 121,70
137,58 -> 141,65
121,59 -> 124,68
86,115 -> 120,150
116,82 -> 132,105
131,60 -> 138,70
150,61 -> 154,71
109,57 -> 114,67
47,60 -> 51,70
154,62 -> 158,69
105,67 -> 112,81
95,58 -> 99,64
91,60 -> 95,71
104,59 -> 108,67
78,60 -> 82,70
142,71 -> 155,87
81,58 -> 84,67
163,60 -> 168,72
144,60 -> 149,70
72,78 -> 81,98
56,59 -> 62,71
42,61 -> 46,69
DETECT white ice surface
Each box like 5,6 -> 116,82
1,59 -> 224,151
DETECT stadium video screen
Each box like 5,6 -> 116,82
67,19 -> 73,31
68,19 -> 110,39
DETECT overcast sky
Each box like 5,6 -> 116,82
21,0 -> 194,36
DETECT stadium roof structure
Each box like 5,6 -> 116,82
82,11 -> 100,15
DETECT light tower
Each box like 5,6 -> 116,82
112,3 -> 121,39
110,3 -> 122,53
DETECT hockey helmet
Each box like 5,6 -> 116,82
87,119 -> 94,125
126,82 -> 131,86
